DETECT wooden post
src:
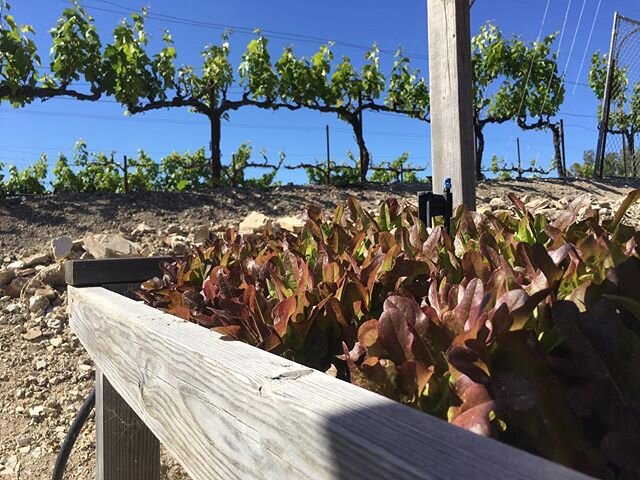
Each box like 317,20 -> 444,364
65,257 -> 169,480
123,155 -> 129,194
95,371 -> 160,480
326,125 -> 331,186
427,0 -> 476,210
516,137 -> 522,179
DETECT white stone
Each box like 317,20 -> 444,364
83,234 -> 140,259
50,236 -> 73,261
5,303 -> 20,314
28,296 -> 49,313
35,360 -> 46,370
28,405 -> 44,418
239,212 -> 270,235
276,216 -> 305,232
6,260 -> 25,270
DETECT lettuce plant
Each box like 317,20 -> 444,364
139,191 -> 640,478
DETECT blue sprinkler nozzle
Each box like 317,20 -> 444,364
443,177 -> 452,192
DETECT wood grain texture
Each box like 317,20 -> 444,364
69,286 -> 593,480
427,0 -> 477,210
92,280 -> 161,479
96,370 -> 160,480
65,256 -> 173,287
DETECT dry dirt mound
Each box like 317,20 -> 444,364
0,179 -> 639,479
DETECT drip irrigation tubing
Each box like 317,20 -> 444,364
51,387 -> 96,480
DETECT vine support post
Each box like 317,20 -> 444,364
427,0 -> 477,210
325,124 -> 331,186
65,258 -> 171,480
595,12 -> 621,178
516,137 -> 522,179
123,155 -> 129,193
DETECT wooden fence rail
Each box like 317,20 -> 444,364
68,283 -> 593,480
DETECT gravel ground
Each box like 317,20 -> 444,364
0,178 -> 639,479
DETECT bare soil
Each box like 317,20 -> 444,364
2,178 -> 640,257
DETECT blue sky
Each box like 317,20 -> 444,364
2,0 -> 640,184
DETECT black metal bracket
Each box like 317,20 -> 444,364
418,178 -> 453,234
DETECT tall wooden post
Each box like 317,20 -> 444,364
65,258 -> 166,480
427,0 -> 476,210
326,125 -> 331,186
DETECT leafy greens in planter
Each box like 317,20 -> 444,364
139,192 -> 640,479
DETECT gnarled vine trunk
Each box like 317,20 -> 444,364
551,123 -> 565,177
209,113 -> 222,184
352,116 -> 371,183
625,131 -> 636,177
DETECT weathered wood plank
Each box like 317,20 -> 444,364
428,0 -> 477,210
69,286 -> 593,480
95,370 -> 160,480
65,256 -> 173,287
91,280 -> 162,479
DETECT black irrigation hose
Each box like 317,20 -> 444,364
51,387 -> 96,480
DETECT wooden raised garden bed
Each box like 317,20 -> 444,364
66,257 -> 593,480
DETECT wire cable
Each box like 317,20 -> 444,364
68,0 -> 429,62
538,0 -> 572,116
572,0 -> 602,94
561,0 -> 587,79
516,0 -> 552,117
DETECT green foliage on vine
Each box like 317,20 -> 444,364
471,23 -> 565,176
3,154 -> 47,194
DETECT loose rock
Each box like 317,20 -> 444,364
22,252 -> 50,268
4,277 -> 28,298
239,211 -> 270,235
489,197 -> 507,209
190,225 -> 210,244
28,405 -> 44,418
22,328 -> 43,342
28,296 -> 49,313
83,234 -> 140,259
50,236 -> 73,261
15,436 -> 31,448
0,269 -> 15,286
34,286 -> 56,300
276,216 -> 305,232
168,235 -> 188,255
